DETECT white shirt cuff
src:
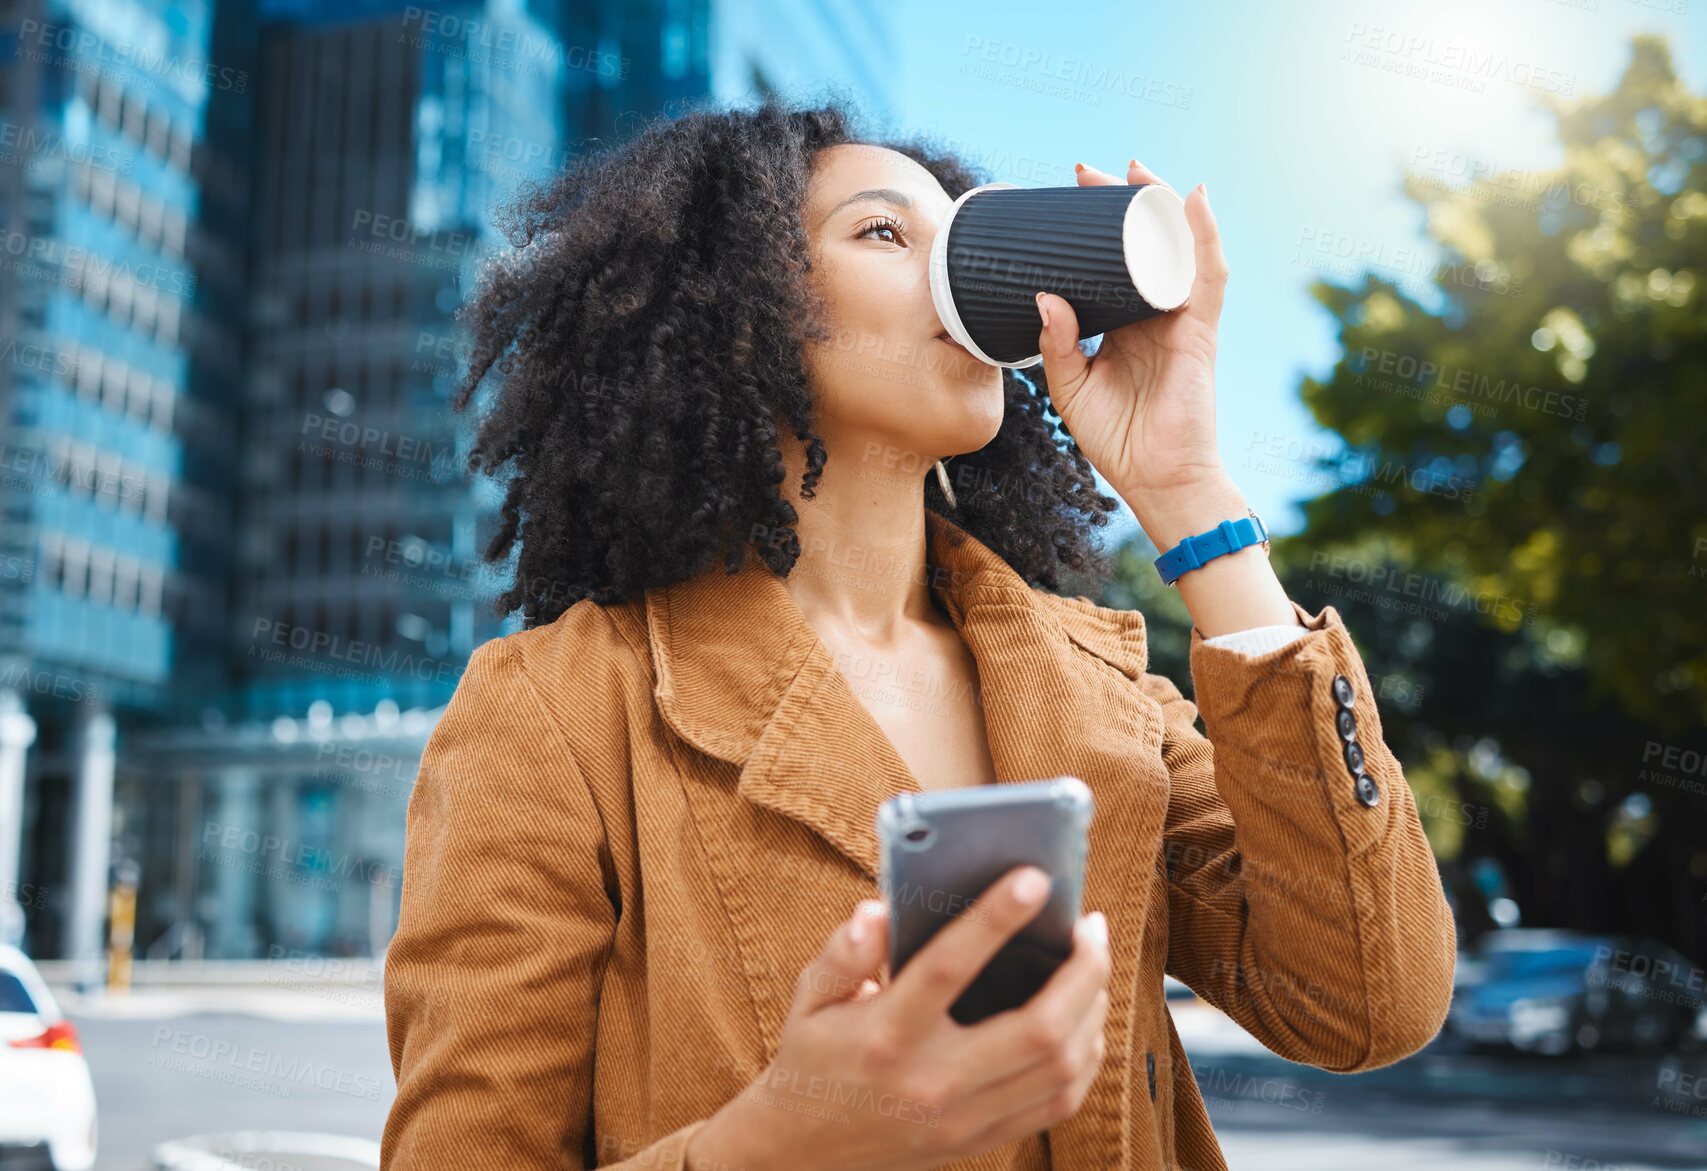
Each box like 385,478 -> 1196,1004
1201,623 -> 1309,657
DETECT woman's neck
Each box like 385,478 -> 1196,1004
774,438 -> 950,643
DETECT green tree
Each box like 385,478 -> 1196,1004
1099,35 -> 1707,960
1299,34 -> 1705,733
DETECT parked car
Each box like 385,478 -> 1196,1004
1448,929 -> 1702,1057
0,945 -> 96,1170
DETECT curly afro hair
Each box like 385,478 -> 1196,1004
454,94 -> 1124,629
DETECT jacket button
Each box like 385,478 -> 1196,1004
1146,1050 -> 1157,1101
1336,708 -> 1357,741
1332,674 -> 1355,707
1344,741 -> 1365,774
1355,773 -> 1381,807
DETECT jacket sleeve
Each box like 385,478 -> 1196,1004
1148,602 -> 1457,1073
382,637 -> 710,1169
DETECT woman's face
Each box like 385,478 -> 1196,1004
800,144 -> 1006,484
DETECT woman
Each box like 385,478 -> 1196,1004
381,99 -> 1456,1171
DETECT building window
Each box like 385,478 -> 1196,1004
163,208 -> 187,258
88,167 -> 116,218
137,196 -> 163,250
145,473 -> 169,524
46,438 -> 75,494
156,296 -> 181,347
661,15 -> 689,80
132,283 -> 158,336
151,381 -> 175,431
128,375 -> 153,425
114,180 -> 140,234
146,109 -> 170,159
76,349 -> 103,400
87,546 -> 115,606
97,79 -> 121,128
105,272 -> 132,326
113,556 -> 139,612
60,538 -> 89,598
39,533 -> 63,591
121,92 -> 146,144
169,125 -> 192,172
138,564 -> 163,618
101,362 -> 127,412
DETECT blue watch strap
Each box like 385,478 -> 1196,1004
1153,514 -> 1269,586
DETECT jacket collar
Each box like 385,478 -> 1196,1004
644,510 -> 1152,880
645,510 -> 1166,1169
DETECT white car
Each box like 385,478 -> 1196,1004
0,945 -> 97,1170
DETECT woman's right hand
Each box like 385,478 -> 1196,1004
686,865 -> 1111,1171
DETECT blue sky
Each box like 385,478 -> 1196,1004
860,0 -> 1704,543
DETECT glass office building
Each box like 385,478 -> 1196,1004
136,0 -> 587,961
1,0 -> 892,969
124,0 -> 719,964
709,0 -> 890,116
0,0 -> 235,975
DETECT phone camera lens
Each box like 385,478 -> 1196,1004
900,824 -> 936,849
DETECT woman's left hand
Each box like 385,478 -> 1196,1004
1034,160 -> 1230,511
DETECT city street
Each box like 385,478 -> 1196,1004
1195,1047 -> 1707,1170
60,993 -> 1707,1170
4,1 -> 1704,1169
68,1012 -> 389,1171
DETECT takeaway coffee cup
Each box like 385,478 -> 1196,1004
929,180 -> 1197,368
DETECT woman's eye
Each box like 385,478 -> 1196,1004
860,218 -> 905,244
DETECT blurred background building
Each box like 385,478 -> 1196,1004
0,0 -> 892,978
1,0 -> 233,982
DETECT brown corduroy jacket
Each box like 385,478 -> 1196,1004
382,510 -> 1456,1171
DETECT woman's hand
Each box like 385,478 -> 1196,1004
1025,161 -> 1297,635
1034,160 -> 1236,546
686,866 -> 1111,1171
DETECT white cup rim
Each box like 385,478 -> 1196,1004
928,180 -> 1045,370
1122,184 -> 1196,311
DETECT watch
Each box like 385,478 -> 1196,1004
1153,510 -> 1271,586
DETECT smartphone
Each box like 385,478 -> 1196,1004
875,776 -> 1093,1025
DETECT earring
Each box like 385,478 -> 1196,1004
934,458 -> 958,510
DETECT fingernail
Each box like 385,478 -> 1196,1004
1073,162 -> 1086,175
1129,158 -> 1141,171
848,912 -> 866,945
1198,182 -> 1208,202
1085,911 -> 1108,950
1034,291 -> 1051,329
1013,867 -> 1051,905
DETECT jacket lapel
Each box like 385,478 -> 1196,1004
646,512 -> 1171,1166
644,534 -> 921,882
